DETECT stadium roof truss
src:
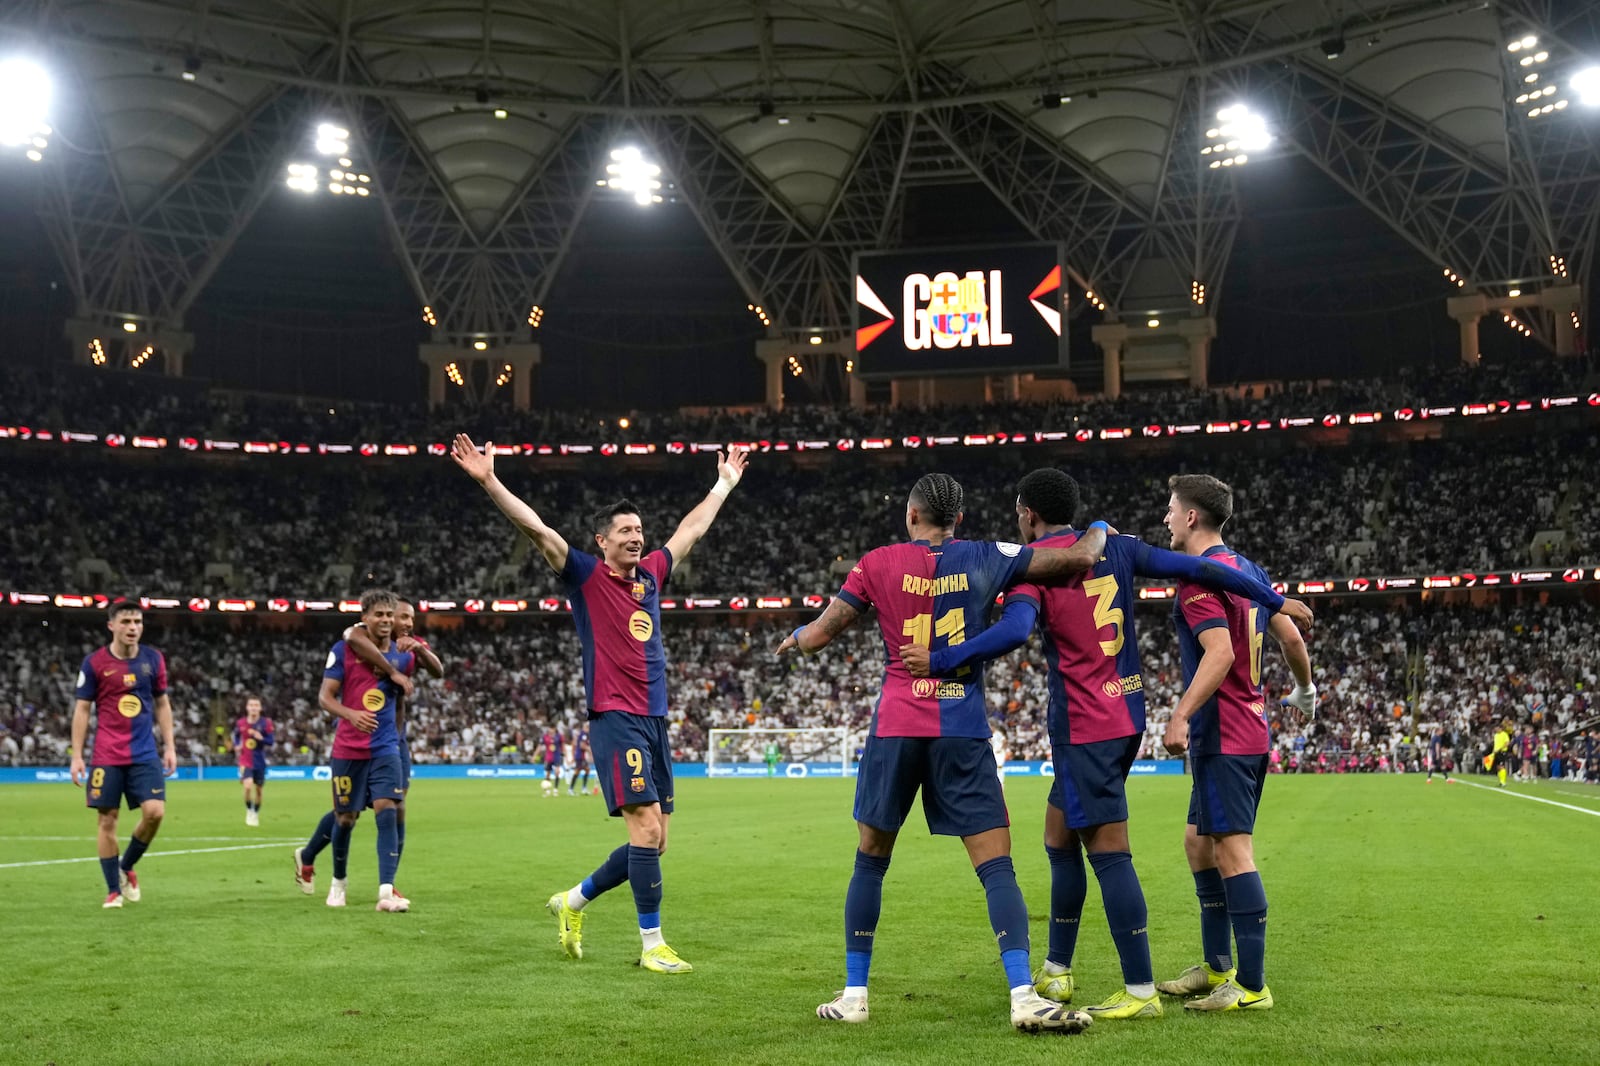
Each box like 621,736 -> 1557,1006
1,0 -> 1595,352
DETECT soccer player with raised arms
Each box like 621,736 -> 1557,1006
1157,474 -> 1317,1012
776,472 -> 1107,1034
900,468 -> 1312,1020
69,598 -> 177,908
452,432 -> 748,974
234,695 -> 274,826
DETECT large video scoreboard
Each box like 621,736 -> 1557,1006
852,242 -> 1067,376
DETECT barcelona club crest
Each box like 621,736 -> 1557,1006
928,274 -> 987,339
630,775 -> 646,793
630,580 -> 646,602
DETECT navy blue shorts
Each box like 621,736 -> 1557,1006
1188,753 -> 1269,835
331,754 -> 405,814
853,735 -> 1009,837
543,760 -> 560,780
591,711 -> 673,817
85,761 -> 166,810
239,765 -> 265,787
399,745 -> 412,793
1048,734 -> 1141,829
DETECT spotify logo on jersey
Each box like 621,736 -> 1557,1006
362,689 -> 386,711
117,695 -> 142,718
628,611 -> 654,642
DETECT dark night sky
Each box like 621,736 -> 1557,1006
0,143 -> 1562,409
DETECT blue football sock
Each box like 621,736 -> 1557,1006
396,816 -> 406,862
375,807 -> 399,885
582,844 -> 631,900
331,820 -> 351,881
1193,867 -> 1232,972
1045,843 -> 1086,967
120,836 -> 149,873
302,810 -> 335,865
100,856 -> 121,894
1223,871 -> 1268,992
975,856 -> 1032,988
844,850 -> 891,987
1087,850 -> 1153,985
627,844 -> 662,927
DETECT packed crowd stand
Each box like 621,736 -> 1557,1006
3,428 -> 1597,601
5,356 -> 1593,446
3,604 -> 1596,783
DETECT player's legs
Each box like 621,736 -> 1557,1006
240,767 -> 253,811
94,805 -> 122,903
296,808 -> 336,893
1046,736 -> 1154,1016
820,736 -> 918,1021
326,758 -> 371,906
1183,755 -> 1271,1011
1157,804 -> 1234,997
1036,802 -> 1085,1000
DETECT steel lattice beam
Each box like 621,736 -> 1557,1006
352,96 -> 608,344
39,83 -> 316,327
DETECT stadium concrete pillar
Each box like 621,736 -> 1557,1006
1092,323 -> 1128,400
1446,293 -> 1487,366
503,344 -> 541,411
755,339 -> 790,412
1179,318 -> 1217,389
1540,285 -> 1583,357
848,371 -> 867,409
65,316 -> 192,376
419,344 -> 456,409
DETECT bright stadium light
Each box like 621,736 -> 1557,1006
604,146 -> 663,205
285,162 -> 318,193
1203,103 -> 1271,169
314,122 -> 349,157
0,56 -> 53,157
1572,66 -> 1600,107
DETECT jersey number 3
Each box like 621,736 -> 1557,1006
1082,575 -> 1125,656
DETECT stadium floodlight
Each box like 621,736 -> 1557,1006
1202,103 -> 1271,169
604,146 -> 663,205
0,56 -> 53,156
1572,66 -> 1600,107
285,162 -> 318,193
314,123 -> 349,157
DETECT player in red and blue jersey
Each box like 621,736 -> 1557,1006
69,599 -> 177,908
899,468 -> 1312,1021
538,725 -> 566,793
234,695 -> 274,826
777,473 -> 1108,1034
567,726 -> 593,795
453,432 -> 748,974
1156,474 -> 1317,1013
291,589 -> 415,913
296,600 -> 441,905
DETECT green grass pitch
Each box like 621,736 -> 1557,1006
3,774 -> 1597,1065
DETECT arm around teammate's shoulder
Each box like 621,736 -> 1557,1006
450,432 -> 570,571
1022,522 -> 1107,583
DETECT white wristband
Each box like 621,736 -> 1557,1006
711,475 -> 737,499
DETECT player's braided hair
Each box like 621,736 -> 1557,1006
1168,473 -> 1233,530
1016,468 -> 1081,526
359,587 -> 400,613
910,472 -> 964,529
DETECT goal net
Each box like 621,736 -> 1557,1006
706,727 -> 855,778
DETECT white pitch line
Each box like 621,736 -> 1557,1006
0,841 -> 301,869
1454,779 -> 1600,818
1553,789 -> 1600,801
0,835 -> 302,843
